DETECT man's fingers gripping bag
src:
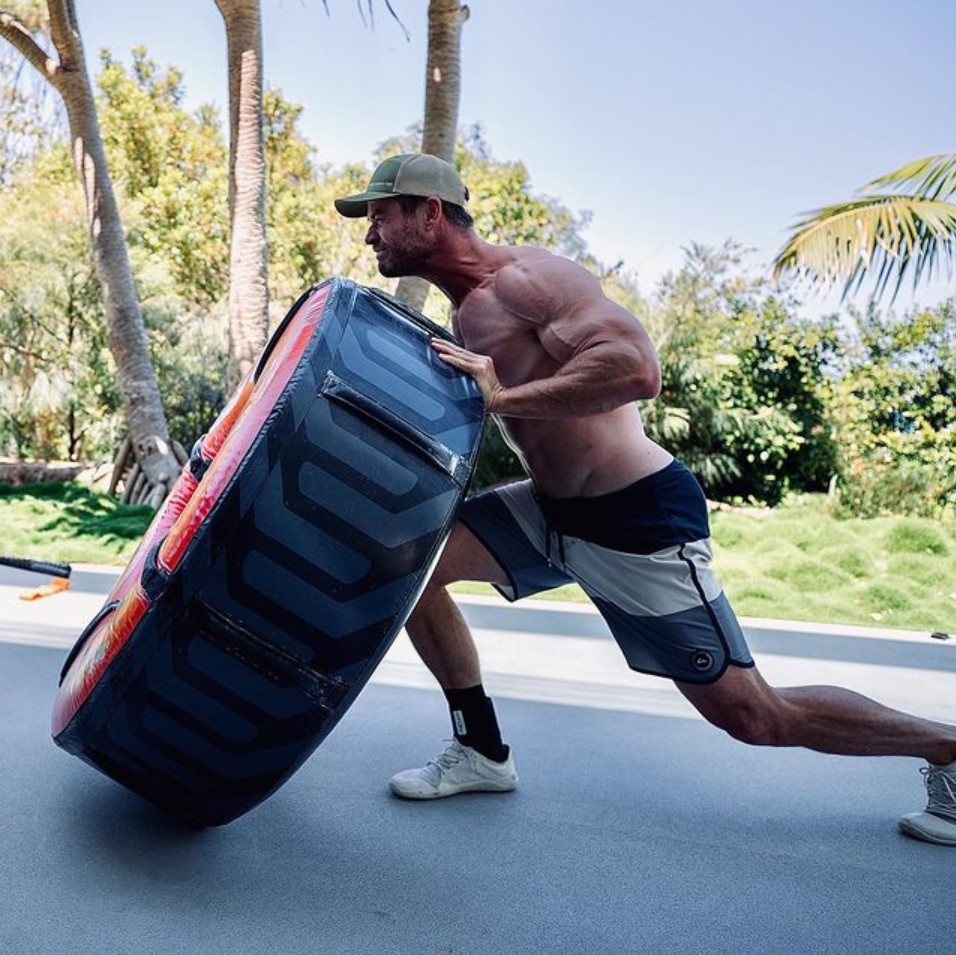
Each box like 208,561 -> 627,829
51,278 -> 484,825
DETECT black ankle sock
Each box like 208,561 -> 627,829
443,685 -> 509,763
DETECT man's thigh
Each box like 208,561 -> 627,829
431,520 -> 515,589
455,482 -> 574,600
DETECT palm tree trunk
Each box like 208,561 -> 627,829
215,0 -> 270,390
395,0 -> 469,313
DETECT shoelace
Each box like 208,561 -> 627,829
422,741 -> 468,783
922,765 -> 956,821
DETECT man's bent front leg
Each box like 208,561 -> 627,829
404,522 -> 511,690
390,522 -> 519,797
405,586 -> 483,688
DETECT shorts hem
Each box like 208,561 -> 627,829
639,657 -> 754,686
457,513 -> 522,603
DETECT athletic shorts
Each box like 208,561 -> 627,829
457,460 -> 754,685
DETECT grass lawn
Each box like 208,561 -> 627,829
710,497 -> 956,632
0,483 -> 155,566
1,483 -> 954,634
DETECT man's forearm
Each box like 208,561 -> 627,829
490,345 -> 660,418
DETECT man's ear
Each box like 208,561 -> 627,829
422,196 -> 443,228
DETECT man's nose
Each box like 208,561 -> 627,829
365,223 -> 377,244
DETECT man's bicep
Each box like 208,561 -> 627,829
542,290 -> 650,361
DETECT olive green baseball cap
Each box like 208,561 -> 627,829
334,153 -> 469,218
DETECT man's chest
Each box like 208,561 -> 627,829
454,305 -> 554,387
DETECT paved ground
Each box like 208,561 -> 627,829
0,565 -> 953,955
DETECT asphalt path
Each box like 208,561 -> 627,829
0,565 -> 953,955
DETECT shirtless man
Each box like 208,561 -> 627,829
335,153 -> 956,846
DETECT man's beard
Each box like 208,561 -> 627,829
375,225 -> 432,277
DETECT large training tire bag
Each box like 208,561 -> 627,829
51,278 -> 484,825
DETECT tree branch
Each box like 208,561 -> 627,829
0,9 -> 60,82
0,338 -> 48,362
46,0 -> 82,73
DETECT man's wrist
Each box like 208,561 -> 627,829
486,384 -> 505,414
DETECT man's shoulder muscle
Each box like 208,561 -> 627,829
492,249 -> 601,324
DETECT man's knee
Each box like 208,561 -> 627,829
424,521 -> 508,592
420,564 -> 454,594
709,702 -> 785,746
685,679 -> 792,747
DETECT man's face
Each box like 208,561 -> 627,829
365,198 -> 433,277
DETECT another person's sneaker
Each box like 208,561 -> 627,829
389,740 -> 518,800
898,761 -> 956,846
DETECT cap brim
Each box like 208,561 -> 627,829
334,190 -> 399,218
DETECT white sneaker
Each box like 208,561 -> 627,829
389,740 -> 518,800
898,762 -> 956,846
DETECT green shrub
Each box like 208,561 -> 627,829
830,461 -> 954,521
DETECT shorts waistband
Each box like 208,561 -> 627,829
536,460 -> 709,553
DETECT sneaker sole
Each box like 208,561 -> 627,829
390,779 -> 518,800
898,814 -> 956,846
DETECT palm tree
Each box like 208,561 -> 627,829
394,0 -> 469,312
0,1 -> 181,506
773,153 -> 956,302
214,1 -> 410,379
214,0 -> 270,391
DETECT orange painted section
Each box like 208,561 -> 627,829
51,284 -> 331,735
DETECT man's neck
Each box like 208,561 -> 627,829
416,232 -> 502,307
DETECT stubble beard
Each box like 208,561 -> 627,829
375,222 -> 433,278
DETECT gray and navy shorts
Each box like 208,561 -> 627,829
458,460 -> 753,685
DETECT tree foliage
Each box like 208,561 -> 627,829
98,49 -> 230,305
642,242 -> 839,505
0,2 -> 182,504
829,301 -> 956,518
0,46 -> 952,521
0,38 -> 61,185
0,149 -> 118,459
774,153 -> 956,303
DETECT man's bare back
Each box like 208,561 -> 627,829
433,245 -> 672,498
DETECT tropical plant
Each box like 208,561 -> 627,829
828,299 -> 956,519
0,150 -> 119,461
645,243 -> 840,505
720,299 -> 840,503
773,153 -> 956,302
0,1 -> 180,505
97,49 -> 230,306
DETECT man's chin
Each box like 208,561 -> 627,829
377,261 -> 411,279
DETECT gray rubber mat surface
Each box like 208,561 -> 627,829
1,641 -> 951,955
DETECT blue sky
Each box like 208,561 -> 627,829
74,0 -> 954,310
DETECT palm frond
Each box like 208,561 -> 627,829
773,194 -> 956,302
865,153 -> 956,202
